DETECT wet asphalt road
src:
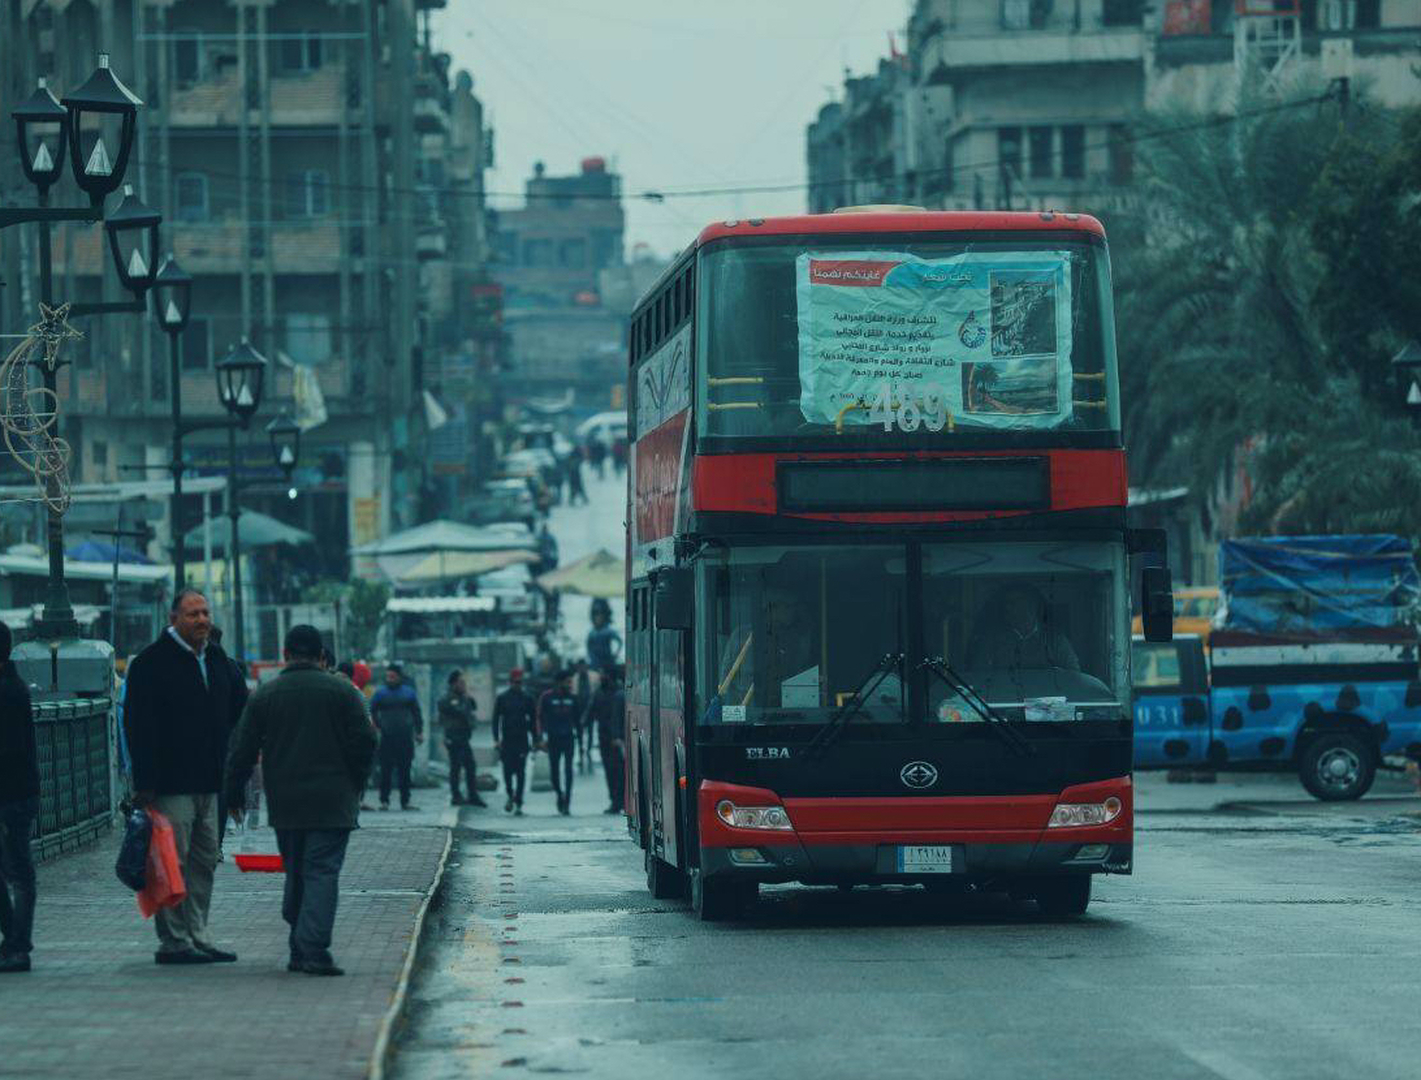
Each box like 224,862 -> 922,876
391,772 -> 1421,1080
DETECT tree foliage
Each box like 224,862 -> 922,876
1110,91 -> 1421,538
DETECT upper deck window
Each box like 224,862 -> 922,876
697,235 -> 1120,443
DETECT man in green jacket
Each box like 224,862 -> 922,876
225,625 -> 376,976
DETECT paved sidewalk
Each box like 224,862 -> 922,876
8,808 -> 452,1080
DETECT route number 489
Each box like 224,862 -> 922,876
867,382 -> 949,433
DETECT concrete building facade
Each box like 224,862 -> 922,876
1,0 -> 493,604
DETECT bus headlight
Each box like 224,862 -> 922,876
1048,797 -> 1122,828
716,799 -> 792,831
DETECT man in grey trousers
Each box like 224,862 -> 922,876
225,624 -> 376,975
124,590 -> 244,965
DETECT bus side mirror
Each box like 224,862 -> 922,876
1141,566 -> 1173,643
655,568 -> 693,631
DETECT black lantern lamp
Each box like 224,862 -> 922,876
13,79 -> 68,191
267,414 -> 301,482
1392,341 -> 1421,417
104,185 -> 161,293
152,254 -> 193,334
61,52 -> 142,204
216,339 -> 268,424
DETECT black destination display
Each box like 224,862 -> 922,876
777,456 -> 1049,513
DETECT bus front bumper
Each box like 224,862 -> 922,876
698,778 -> 1134,885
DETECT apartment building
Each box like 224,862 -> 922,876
493,158 -> 628,411
1,0 -> 492,589
807,0 -> 1420,217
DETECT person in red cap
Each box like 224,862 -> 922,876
492,668 -> 536,814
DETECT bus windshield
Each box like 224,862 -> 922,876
697,236 -> 1119,442
700,540 -> 1128,725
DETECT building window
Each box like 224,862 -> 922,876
1061,125 -> 1086,180
1028,126 -> 1054,179
280,32 -> 323,73
92,440 -> 108,468
559,237 -> 586,269
182,317 -> 212,371
286,170 -> 330,218
1002,0 -> 1049,31
998,127 -> 1023,181
174,30 -> 204,84
1102,0 -> 1144,26
522,239 -> 552,267
285,313 -> 333,365
175,172 -> 209,222
1108,124 -> 1133,184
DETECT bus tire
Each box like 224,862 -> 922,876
1298,731 -> 1376,801
691,870 -> 751,922
645,849 -> 685,900
1034,876 -> 1091,918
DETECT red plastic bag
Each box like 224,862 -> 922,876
137,809 -> 187,918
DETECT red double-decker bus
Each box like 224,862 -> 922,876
623,208 -> 1170,920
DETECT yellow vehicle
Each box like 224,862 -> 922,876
1132,585 -> 1219,641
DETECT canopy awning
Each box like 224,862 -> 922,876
386,596 -> 498,615
536,548 -> 624,599
183,510 -> 313,552
352,519 -> 536,557
0,552 -> 169,584
381,548 -> 540,588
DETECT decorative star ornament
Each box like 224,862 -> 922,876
29,302 -> 83,372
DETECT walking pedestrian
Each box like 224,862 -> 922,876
536,670 -> 580,815
588,668 -> 627,815
123,589 -> 244,965
572,659 -> 593,773
492,668 -> 536,815
370,664 -> 423,811
567,448 -> 588,506
586,599 -> 623,674
0,620 -> 38,973
438,670 -> 486,807
224,625 -> 376,976
588,436 -> 607,479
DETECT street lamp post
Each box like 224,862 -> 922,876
153,255 -> 193,589
2,56 -> 145,641
213,341 -> 267,660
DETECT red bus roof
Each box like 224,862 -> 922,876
696,209 -> 1105,247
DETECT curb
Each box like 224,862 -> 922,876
367,823 -> 455,1080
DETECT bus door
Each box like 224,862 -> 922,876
1132,636 -> 1210,767
650,626 -> 688,861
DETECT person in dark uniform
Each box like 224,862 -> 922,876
587,667 -> 626,815
369,664 -> 423,810
437,670 -> 485,807
492,668 -> 536,815
536,670 -> 580,816
572,659 -> 593,772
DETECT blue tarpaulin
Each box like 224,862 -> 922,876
1218,534 -> 1419,635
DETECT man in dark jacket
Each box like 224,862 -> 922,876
225,625 -> 376,976
572,659 -> 593,772
124,589 -> 244,966
0,621 -> 37,973
437,670 -> 485,808
369,664 -> 423,810
492,668 -> 535,815
587,669 -> 626,816
536,670 -> 580,816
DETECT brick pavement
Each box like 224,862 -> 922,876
7,816 -> 451,1080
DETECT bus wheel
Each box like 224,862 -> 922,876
691,871 -> 752,922
645,850 -> 685,901
1034,876 -> 1091,918
1299,731 -> 1376,801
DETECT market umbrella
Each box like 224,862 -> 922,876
182,509 -> 314,553
383,548 -> 539,588
536,548 -> 624,599
67,539 -> 151,564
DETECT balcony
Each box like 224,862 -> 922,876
919,28 -> 1145,81
165,64 -> 356,129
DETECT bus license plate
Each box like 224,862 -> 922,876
897,845 -> 954,873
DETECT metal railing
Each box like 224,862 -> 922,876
32,697 -> 115,862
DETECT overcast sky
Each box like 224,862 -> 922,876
433,0 -> 912,260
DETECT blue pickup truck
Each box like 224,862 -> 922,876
1132,535 -> 1421,801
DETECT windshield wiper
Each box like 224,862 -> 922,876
805,651 -> 903,759
919,656 -> 1034,758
